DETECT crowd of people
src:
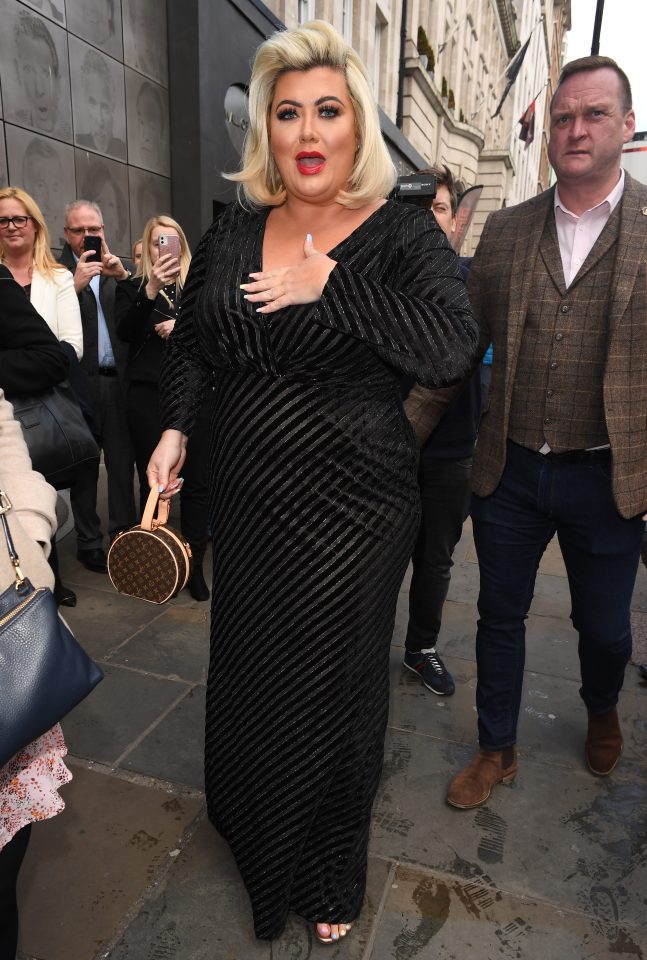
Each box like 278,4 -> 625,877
0,17 -> 645,957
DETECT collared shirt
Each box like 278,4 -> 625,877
554,169 -> 625,287
73,253 -> 115,368
538,172 -> 624,455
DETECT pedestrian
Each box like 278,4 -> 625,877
0,186 -> 84,607
0,388 -> 72,960
443,55 -> 647,809
115,215 -> 212,600
402,165 -> 481,697
147,20 -> 477,943
59,200 -> 136,574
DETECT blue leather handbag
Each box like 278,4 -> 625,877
0,490 -> 103,768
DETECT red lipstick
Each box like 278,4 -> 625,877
296,151 -> 325,175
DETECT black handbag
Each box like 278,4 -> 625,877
0,489 -> 104,769
8,381 -> 99,488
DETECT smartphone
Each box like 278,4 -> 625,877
83,235 -> 102,262
158,234 -> 181,262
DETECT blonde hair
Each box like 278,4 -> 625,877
227,20 -> 395,208
0,186 -> 64,279
139,215 -> 191,290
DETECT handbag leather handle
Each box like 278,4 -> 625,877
141,487 -> 171,531
0,490 -> 26,586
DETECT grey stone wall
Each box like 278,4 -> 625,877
0,0 -> 170,256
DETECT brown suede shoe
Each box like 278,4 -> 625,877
446,747 -> 518,809
586,707 -> 623,776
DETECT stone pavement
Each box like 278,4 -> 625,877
16,472 -> 647,960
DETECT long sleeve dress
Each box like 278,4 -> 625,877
159,199 -> 478,939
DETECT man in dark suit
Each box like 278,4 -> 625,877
59,200 -> 135,571
438,56 -> 646,808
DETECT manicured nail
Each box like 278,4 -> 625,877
332,932 -> 339,940
177,477 -> 184,485
158,484 -> 165,493
306,233 -> 312,243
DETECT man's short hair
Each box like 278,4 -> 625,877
555,56 -> 632,113
80,48 -> 115,101
412,164 -> 458,216
65,199 -> 103,225
15,10 -> 59,75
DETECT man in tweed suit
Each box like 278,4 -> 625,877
445,56 -> 647,808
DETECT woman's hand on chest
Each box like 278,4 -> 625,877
241,234 -> 336,315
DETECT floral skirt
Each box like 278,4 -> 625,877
0,725 -> 72,850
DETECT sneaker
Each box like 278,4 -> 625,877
403,648 -> 455,696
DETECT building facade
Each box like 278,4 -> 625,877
0,0 -> 571,257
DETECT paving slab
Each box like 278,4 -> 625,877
370,730 -> 647,931
17,761 -> 203,960
370,862 -> 646,960
61,664 -> 192,765
106,818 -> 392,960
121,685 -> 206,788
107,604 -> 210,684
60,587 -> 168,661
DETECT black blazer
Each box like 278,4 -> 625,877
58,243 -> 131,402
0,265 -> 69,395
115,276 -> 177,384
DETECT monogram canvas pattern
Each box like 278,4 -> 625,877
108,525 -> 192,604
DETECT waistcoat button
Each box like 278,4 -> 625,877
555,333 -> 563,342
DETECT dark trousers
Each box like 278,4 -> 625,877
471,440 -> 644,750
406,455 -> 472,651
0,824 -> 31,960
126,380 -> 212,550
70,375 -> 136,547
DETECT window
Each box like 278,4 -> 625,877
298,0 -> 315,23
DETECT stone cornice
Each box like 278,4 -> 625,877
495,0 -> 520,57
405,59 -> 485,152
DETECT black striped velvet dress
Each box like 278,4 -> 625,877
160,199 -> 477,939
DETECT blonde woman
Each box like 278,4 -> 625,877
0,186 -> 84,608
115,216 -> 210,600
147,21 -> 477,942
0,187 -> 82,360
0,388 -> 72,958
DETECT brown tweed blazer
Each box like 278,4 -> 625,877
469,171 -> 647,519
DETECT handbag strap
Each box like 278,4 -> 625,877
0,490 -> 26,587
141,486 -> 170,531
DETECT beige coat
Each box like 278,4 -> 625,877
0,389 -> 57,593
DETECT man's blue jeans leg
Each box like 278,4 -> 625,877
472,441 -> 644,751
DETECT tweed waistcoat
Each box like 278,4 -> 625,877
507,206 -> 621,452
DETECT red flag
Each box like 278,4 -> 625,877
518,99 -> 536,148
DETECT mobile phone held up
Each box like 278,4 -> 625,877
83,235 -> 102,262
158,234 -> 181,262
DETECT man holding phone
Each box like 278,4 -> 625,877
59,199 -> 136,572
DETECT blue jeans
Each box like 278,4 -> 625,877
471,440 -> 644,750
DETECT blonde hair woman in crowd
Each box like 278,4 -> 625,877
0,186 -> 82,359
148,21 -> 477,943
115,215 -> 211,601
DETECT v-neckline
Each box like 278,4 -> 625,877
257,199 -> 390,273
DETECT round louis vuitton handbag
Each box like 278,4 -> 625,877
107,488 -> 192,603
